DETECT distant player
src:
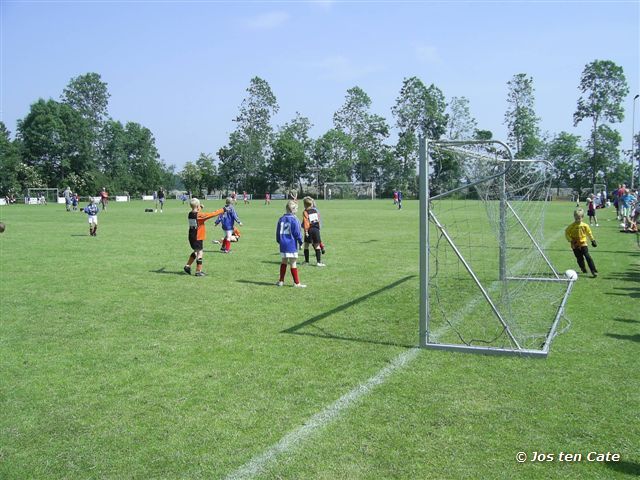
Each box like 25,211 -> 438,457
83,199 -> 99,237
243,191 -> 250,205
157,188 -> 165,213
276,200 -> 305,288
397,190 -> 403,209
100,188 -> 109,211
393,190 -> 398,206
565,208 -> 598,278
63,186 -> 72,211
72,193 -> 79,211
216,197 -> 243,253
265,192 -> 271,205
183,198 -> 226,277
302,196 -> 325,267
586,194 -> 598,227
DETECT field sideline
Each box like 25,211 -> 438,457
1,199 -> 638,479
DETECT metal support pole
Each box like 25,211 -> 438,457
632,94 -> 639,190
419,137 -> 429,347
499,173 -> 507,281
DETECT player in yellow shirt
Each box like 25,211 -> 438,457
565,208 -> 598,277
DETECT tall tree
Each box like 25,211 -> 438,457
312,129 -> 352,183
270,113 -> 313,192
180,161 -> 202,195
504,73 -> 541,159
391,77 -> 448,194
573,60 -> 629,184
585,124 -> 622,186
230,77 -> 279,191
17,98 -> 93,187
334,86 -> 390,186
61,72 -> 110,133
0,122 -> 22,195
196,153 -> 220,194
447,96 -> 477,140
547,132 -> 585,195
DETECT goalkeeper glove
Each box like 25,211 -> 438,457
591,240 -> 597,247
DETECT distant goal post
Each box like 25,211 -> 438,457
323,182 -> 376,200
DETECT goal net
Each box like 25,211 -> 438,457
323,182 -> 375,200
419,139 -> 574,356
26,188 -> 58,204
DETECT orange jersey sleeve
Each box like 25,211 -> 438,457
302,210 -> 310,231
196,207 -> 225,240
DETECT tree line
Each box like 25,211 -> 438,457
1,60 -> 636,199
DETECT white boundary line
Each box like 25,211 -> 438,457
225,231 -> 565,480
224,347 -> 420,480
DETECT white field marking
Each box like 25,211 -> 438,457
224,347 -> 421,480
225,230 -> 565,480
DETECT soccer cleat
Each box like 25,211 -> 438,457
592,272 -> 598,278
294,283 -> 307,288
316,263 -> 326,267
183,265 -> 191,275
321,249 -> 325,255
276,281 -> 284,287
195,271 -> 206,277
213,240 -> 221,244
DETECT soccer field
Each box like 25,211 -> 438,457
1,199 -> 638,479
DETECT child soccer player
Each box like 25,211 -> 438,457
565,208 -> 598,278
157,188 -> 165,213
100,188 -> 109,211
216,197 -> 243,253
276,200 -> 306,288
83,199 -> 99,236
184,198 -> 226,277
586,194 -> 598,227
213,226 -> 241,248
302,196 -> 326,267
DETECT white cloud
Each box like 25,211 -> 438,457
245,11 -> 291,30
310,55 -> 382,82
414,43 -> 440,64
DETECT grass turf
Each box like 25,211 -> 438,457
0,199 -> 638,479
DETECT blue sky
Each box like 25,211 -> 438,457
2,1 -> 639,170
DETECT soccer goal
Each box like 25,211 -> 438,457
323,182 -> 376,200
418,138 -> 575,357
26,187 -> 58,204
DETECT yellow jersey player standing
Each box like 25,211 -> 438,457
565,208 -> 598,278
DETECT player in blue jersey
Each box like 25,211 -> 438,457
215,197 -> 243,253
276,200 -> 306,288
83,199 -> 99,236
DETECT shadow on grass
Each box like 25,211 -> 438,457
605,460 -> 640,476
605,333 -> 640,343
237,279 -> 279,287
605,286 -> 640,299
613,318 -> 640,324
260,260 -> 283,265
150,267 -> 187,276
71,234 -> 89,237
281,275 -> 416,349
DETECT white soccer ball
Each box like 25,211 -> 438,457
620,222 -> 626,228
565,269 -> 578,280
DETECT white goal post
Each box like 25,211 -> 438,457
323,182 -> 376,200
26,187 -> 58,204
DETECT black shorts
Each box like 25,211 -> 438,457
190,238 -> 203,251
305,227 -> 322,245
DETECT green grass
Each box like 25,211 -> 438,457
0,199 -> 638,479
